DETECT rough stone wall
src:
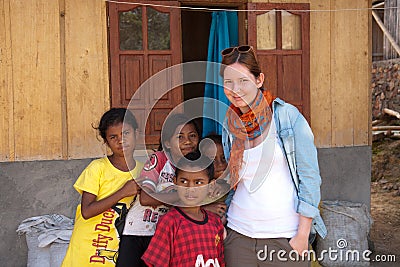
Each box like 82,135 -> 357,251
371,59 -> 400,119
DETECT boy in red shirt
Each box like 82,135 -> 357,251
142,151 -> 225,267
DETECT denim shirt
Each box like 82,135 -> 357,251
222,98 -> 327,239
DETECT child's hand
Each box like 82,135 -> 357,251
208,180 -> 230,199
120,179 -> 140,198
203,201 -> 226,218
221,214 -> 227,225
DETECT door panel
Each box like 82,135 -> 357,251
149,55 -> 173,105
258,55 -> 278,97
108,1 -> 182,148
148,109 -> 170,144
282,55 -> 302,105
248,3 -> 310,122
121,55 -> 145,104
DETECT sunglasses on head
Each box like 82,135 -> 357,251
221,45 -> 253,57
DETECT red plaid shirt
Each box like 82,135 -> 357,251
142,207 -> 225,267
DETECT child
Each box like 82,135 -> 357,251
201,134 -> 228,179
116,113 -> 200,267
142,151 -> 226,267
61,108 -> 143,267
201,134 -> 230,223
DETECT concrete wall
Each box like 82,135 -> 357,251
0,159 -> 91,267
0,147 -> 370,266
319,146 -> 371,208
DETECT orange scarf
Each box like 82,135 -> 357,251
226,89 -> 275,188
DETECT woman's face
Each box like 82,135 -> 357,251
223,62 -> 264,113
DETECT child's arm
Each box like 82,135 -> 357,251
140,188 -> 165,206
81,179 -> 139,219
140,185 -> 179,207
138,151 -> 179,206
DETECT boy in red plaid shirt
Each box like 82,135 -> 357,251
142,151 -> 226,267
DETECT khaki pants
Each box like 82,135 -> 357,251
224,228 -> 309,267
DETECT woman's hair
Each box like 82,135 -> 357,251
158,113 -> 200,151
219,47 -> 262,79
96,108 -> 138,141
175,151 -> 214,182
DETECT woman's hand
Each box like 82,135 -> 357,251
289,215 -> 312,256
288,234 -> 309,256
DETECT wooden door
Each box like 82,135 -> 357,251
108,1 -> 182,148
248,3 -> 310,122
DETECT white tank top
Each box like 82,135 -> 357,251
227,119 -> 299,238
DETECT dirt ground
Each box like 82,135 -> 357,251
370,138 -> 400,266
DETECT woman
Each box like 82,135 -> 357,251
220,45 -> 326,266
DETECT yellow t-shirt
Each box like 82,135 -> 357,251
61,157 -> 143,267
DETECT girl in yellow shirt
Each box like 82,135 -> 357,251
62,108 -> 143,267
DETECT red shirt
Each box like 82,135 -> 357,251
142,207 -> 225,267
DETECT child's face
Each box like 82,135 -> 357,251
165,123 -> 199,161
203,143 -> 227,178
175,169 -> 209,206
105,122 -> 137,157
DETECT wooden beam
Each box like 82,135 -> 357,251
372,126 -> 400,131
383,108 -> 400,119
372,2 -> 384,8
372,119 -> 383,126
372,10 -> 400,57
